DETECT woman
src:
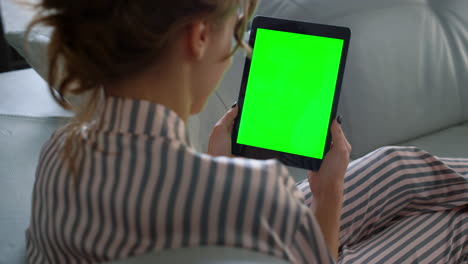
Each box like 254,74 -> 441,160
26,0 -> 468,263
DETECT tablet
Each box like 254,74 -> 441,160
231,16 -> 351,171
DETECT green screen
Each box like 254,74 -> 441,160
237,28 -> 344,159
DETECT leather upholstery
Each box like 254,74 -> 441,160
400,121 -> 468,158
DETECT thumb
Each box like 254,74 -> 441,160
215,105 -> 239,129
330,119 -> 346,151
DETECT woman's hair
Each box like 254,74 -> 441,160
26,0 -> 257,177
28,0 -> 257,110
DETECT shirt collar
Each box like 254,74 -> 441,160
94,96 -> 192,146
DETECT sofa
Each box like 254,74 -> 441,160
1,0 -> 467,263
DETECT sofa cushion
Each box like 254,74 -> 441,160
400,121 -> 468,158
0,69 -> 72,263
0,69 -> 72,117
0,115 -> 69,264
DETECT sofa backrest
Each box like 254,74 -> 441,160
219,0 -> 468,158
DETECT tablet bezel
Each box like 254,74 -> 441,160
231,16 -> 351,171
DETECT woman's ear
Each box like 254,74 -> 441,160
186,20 -> 210,60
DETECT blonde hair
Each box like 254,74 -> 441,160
26,0 -> 258,177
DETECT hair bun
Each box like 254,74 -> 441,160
27,0 -> 257,112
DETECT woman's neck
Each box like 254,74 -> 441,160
105,61 -> 192,123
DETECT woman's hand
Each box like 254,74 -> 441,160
207,104 -> 238,157
308,117 -> 351,260
308,117 -> 352,199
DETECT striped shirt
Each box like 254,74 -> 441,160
26,96 -> 333,264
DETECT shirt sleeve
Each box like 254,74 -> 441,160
276,162 -> 336,264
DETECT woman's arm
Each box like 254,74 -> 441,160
312,181 -> 344,260
308,118 -> 351,260
208,107 -> 351,259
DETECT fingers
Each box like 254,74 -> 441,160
345,135 -> 352,153
338,119 -> 352,153
330,119 -> 352,155
330,120 -> 346,149
214,105 -> 239,131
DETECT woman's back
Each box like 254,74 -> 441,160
26,97 -> 331,264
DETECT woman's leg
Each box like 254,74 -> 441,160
297,146 -> 468,261
337,206 -> 468,263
